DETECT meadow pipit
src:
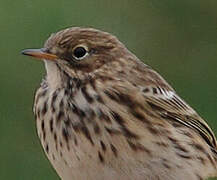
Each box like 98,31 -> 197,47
22,27 -> 217,180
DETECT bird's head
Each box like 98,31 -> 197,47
22,27 -> 132,82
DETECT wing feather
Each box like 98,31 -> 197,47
142,85 -> 217,149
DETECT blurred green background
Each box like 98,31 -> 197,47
0,0 -> 217,179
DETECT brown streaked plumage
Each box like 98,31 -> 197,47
22,27 -> 217,180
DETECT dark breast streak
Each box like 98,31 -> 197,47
34,74 -> 217,180
34,77 -> 140,165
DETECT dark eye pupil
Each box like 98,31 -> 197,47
73,47 -> 87,59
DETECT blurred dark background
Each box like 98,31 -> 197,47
0,0 -> 217,179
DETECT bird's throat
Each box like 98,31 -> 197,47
44,60 -> 63,89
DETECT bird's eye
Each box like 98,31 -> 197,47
73,46 -> 87,59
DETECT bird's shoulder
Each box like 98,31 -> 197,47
95,65 -> 217,151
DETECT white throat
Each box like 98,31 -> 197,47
44,60 -> 62,89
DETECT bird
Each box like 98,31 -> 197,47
22,27 -> 217,180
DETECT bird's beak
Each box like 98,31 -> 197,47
21,48 -> 58,61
